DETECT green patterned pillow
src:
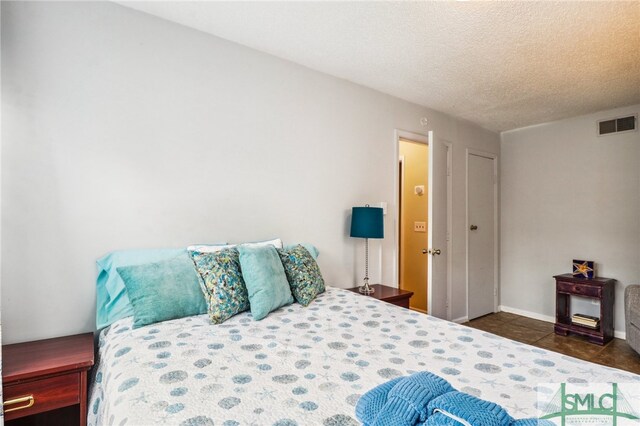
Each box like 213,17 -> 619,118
189,247 -> 249,324
277,245 -> 325,306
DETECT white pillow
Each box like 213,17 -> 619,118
240,238 -> 283,249
187,244 -> 234,253
188,238 -> 283,253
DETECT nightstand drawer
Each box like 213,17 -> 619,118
387,297 -> 411,309
557,281 -> 601,298
3,372 -> 80,420
345,284 -> 414,310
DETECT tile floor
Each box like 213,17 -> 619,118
463,312 -> 640,375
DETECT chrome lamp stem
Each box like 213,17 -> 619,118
359,237 -> 375,294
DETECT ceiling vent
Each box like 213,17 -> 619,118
598,114 -> 637,136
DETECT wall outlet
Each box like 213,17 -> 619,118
414,221 -> 426,232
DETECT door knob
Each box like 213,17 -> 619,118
422,249 -> 428,254
427,249 -> 441,256
470,225 -> 478,230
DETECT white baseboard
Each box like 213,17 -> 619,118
498,305 -> 555,323
452,316 -> 468,324
498,305 -> 626,340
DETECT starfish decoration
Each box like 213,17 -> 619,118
225,353 -> 241,363
506,403 -> 529,415
577,366 -> 599,377
318,371 -> 332,381
480,379 -> 501,388
322,351 -> 336,362
573,260 -> 594,278
131,392 -> 150,405
256,388 -> 276,400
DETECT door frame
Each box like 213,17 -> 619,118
398,155 -> 405,289
465,149 -> 499,319
393,129 -> 452,320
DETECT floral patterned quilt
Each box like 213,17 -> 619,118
88,287 -> 640,426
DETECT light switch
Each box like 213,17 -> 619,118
414,222 -> 426,232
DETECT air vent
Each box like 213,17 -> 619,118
598,115 -> 637,136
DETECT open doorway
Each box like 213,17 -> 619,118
398,138 -> 429,313
394,129 -> 451,320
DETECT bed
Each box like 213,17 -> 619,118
87,286 -> 640,425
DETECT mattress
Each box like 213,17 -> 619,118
88,287 -> 640,425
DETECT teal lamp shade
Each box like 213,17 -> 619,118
350,206 -> 384,239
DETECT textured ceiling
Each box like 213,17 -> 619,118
116,1 -> 640,132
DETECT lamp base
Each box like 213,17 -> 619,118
359,282 -> 375,295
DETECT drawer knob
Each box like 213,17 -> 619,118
3,395 -> 35,413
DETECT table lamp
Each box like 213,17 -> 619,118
350,205 -> 384,294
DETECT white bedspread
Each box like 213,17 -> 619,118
88,287 -> 639,426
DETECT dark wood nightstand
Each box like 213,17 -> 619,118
2,333 -> 94,426
346,284 -> 414,308
553,274 -> 615,345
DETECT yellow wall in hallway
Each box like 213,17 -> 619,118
399,139 -> 429,312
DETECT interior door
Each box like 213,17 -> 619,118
427,132 -> 449,319
467,153 -> 496,320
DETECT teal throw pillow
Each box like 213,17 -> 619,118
117,254 -> 207,328
189,248 -> 250,324
277,245 -> 325,306
237,245 -> 293,320
96,247 -> 187,329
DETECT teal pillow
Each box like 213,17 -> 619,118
117,254 -> 207,328
96,247 -> 186,329
189,248 -> 250,324
237,245 -> 293,320
277,245 -> 325,306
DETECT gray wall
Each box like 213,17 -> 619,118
501,104 -> 640,336
1,1 -> 499,344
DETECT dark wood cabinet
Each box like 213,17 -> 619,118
2,333 -> 94,425
346,284 -> 414,308
554,274 -> 615,345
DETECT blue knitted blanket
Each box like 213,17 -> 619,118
355,372 -> 553,426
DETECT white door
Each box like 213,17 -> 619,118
427,133 -> 450,319
467,153 -> 496,320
